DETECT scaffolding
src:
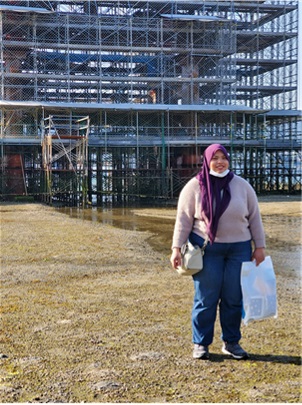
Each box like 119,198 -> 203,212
0,0 -> 300,205
41,115 -> 89,205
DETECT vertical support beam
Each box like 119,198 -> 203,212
0,12 -> 4,100
166,110 -> 170,169
243,112 -> 246,176
161,111 -> 166,170
229,112 -> 234,167
136,111 -> 140,198
161,111 -> 166,196
194,111 -> 198,160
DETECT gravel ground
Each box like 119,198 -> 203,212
0,199 -> 301,403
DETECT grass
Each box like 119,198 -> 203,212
0,202 -> 301,402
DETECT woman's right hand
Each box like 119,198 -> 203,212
170,247 -> 181,269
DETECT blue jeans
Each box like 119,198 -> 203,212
189,232 -> 252,346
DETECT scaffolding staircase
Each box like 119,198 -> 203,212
41,115 -> 90,206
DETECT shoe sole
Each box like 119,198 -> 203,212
193,353 -> 210,360
193,350 -> 210,360
222,347 -> 249,360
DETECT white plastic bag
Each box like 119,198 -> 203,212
241,256 -> 278,325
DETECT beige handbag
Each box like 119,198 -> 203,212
177,236 -> 208,276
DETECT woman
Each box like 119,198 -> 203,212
170,144 -> 265,360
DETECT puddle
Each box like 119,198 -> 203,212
60,206 -> 301,278
60,206 -> 175,255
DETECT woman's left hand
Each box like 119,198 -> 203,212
170,247 -> 182,270
251,247 -> 266,266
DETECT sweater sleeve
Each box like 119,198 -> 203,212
171,178 -> 198,249
246,184 -> 266,248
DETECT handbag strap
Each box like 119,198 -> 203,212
201,235 -> 209,252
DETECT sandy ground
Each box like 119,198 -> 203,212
0,198 -> 301,403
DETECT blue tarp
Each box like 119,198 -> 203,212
0,5 -> 53,14
36,52 -> 159,74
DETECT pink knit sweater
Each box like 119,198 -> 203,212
172,175 -> 265,249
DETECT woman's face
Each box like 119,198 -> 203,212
209,150 -> 229,174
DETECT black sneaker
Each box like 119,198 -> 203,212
222,342 -> 249,360
193,344 -> 209,360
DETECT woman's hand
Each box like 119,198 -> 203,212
251,247 -> 266,266
170,247 -> 181,269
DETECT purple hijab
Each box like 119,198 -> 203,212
196,144 -> 234,244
